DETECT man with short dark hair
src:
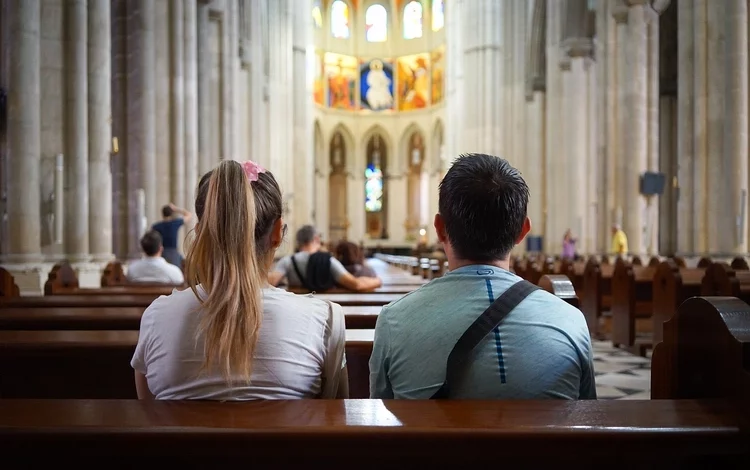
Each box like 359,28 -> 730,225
369,153 -> 596,400
151,203 -> 192,267
127,230 -> 185,285
269,225 -> 382,292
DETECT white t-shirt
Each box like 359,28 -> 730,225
131,286 -> 346,400
272,251 -> 350,287
127,257 -> 185,285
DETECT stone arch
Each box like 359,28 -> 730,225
360,124 -> 393,175
328,123 -> 356,174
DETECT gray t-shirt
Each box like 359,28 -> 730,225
272,252 -> 349,287
369,265 -> 596,400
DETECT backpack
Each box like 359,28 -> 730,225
291,252 -> 337,292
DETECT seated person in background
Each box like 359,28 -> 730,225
131,161 -> 348,400
268,225 -> 382,292
127,231 -> 185,285
335,241 -> 377,278
152,203 -> 192,267
369,153 -> 596,400
611,224 -> 628,256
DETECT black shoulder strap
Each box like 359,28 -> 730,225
290,255 -> 309,290
431,280 -> 540,399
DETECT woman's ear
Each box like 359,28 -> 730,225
270,218 -> 284,249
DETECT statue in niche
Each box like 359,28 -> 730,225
410,133 -> 423,168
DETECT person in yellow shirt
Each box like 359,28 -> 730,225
611,224 -> 628,256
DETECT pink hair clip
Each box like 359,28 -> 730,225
241,160 -> 266,182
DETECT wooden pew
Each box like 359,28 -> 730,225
0,329 -> 376,399
46,262 -> 182,295
651,261 -> 705,345
0,305 -> 382,331
610,258 -> 655,356
701,262 -> 750,304
538,275 -> 579,308
309,293 -> 403,306
0,400 -> 746,466
1,295 -> 160,309
1,302 -> 748,464
651,296 -> 750,401
0,268 -> 20,298
581,258 -> 615,339
287,285 -> 416,295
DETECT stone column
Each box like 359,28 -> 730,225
676,0 -> 694,253
526,91 -> 545,239
692,0 -> 708,252
621,1 -> 649,255
170,0 -> 185,208
725,0 -> 748,252
461,0 -> 504,155
705,1 -> 725,252
88,0 -> 113,262
197,3 -> 211,176
645,6 -> 660,254
184,0 -> 198,209
64,0 -> 90,262
221,0 -> 235,161
544,0 -> 563,253
140,0 -> 156,225
612,4 -> 628,237
293,0 -> 313,231
5,0 -> 42,264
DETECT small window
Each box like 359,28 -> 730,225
403,1 -> 423,39
312,3 -> 323,29
365,4 -> 388,42
432,0 -> 444,32
331,0 -> 350,39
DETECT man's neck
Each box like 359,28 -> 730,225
299,245 -> 319,254
448,258 -> 510,272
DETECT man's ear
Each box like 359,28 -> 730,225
515,217 -> 531,245
434,213 -> 447,243
270,218 -> 284,249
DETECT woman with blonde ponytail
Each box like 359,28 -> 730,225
131,160 -> 349,400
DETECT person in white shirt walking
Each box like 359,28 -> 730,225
127,231 -> 185,285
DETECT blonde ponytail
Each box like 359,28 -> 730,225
185,160 -> 280,381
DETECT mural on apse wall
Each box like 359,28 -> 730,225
360,59 -> 394,111
325,52 -> 358,110
431,45 -> 445,105
397,53 -> 430,111
313,50 -> 325,106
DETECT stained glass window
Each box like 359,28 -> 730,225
365,163 -> 384,212
312,2 -> 323,29
331,0 -> 350,39
365,4 -> 388,42
403,1 -> 423,39
432,0 -> 444,31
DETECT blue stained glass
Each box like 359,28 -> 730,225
365,163 -> 383,212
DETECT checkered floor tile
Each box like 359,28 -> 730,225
592,340 -> 651,400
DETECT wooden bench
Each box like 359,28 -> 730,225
581,258 -> 615,339
0,297 -> 747,464
538,275 -> 579,308
610,258 -> 655,356
45,262 -> 182,295
651,295 -> 750,401
1,295 -> 161,309
0,305 -> 382,331
652,261 -> 705,345
0,329 -> 376,399
701,262 -> 750,303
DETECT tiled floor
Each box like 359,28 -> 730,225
593,340 -> 652,400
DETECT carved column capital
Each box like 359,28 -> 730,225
563,37 -> 594,58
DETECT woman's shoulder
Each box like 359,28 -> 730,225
264,287 -> 331,315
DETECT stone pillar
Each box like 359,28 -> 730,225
613,4 -> 628,237
705,1 -> 725,252
64,0 -> 89,262
88,0 -> 113,262
293,0 -> 313,233
563,38 -> 593,253
170,0 -> 185,208
197,3 -> 211,176
725,0 -> 748,253
461,0 -> 504,155
544,0 -> 563,253
5,0 -> 42,264
692,0 -> 708,252
221,0 -> 235,161
140,0 -> 156,225
184,0 -> 198,209
621,1 -> 649,255
676,0 -> 694,253
526,91 -> 545,239
645,6 -> 660,255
